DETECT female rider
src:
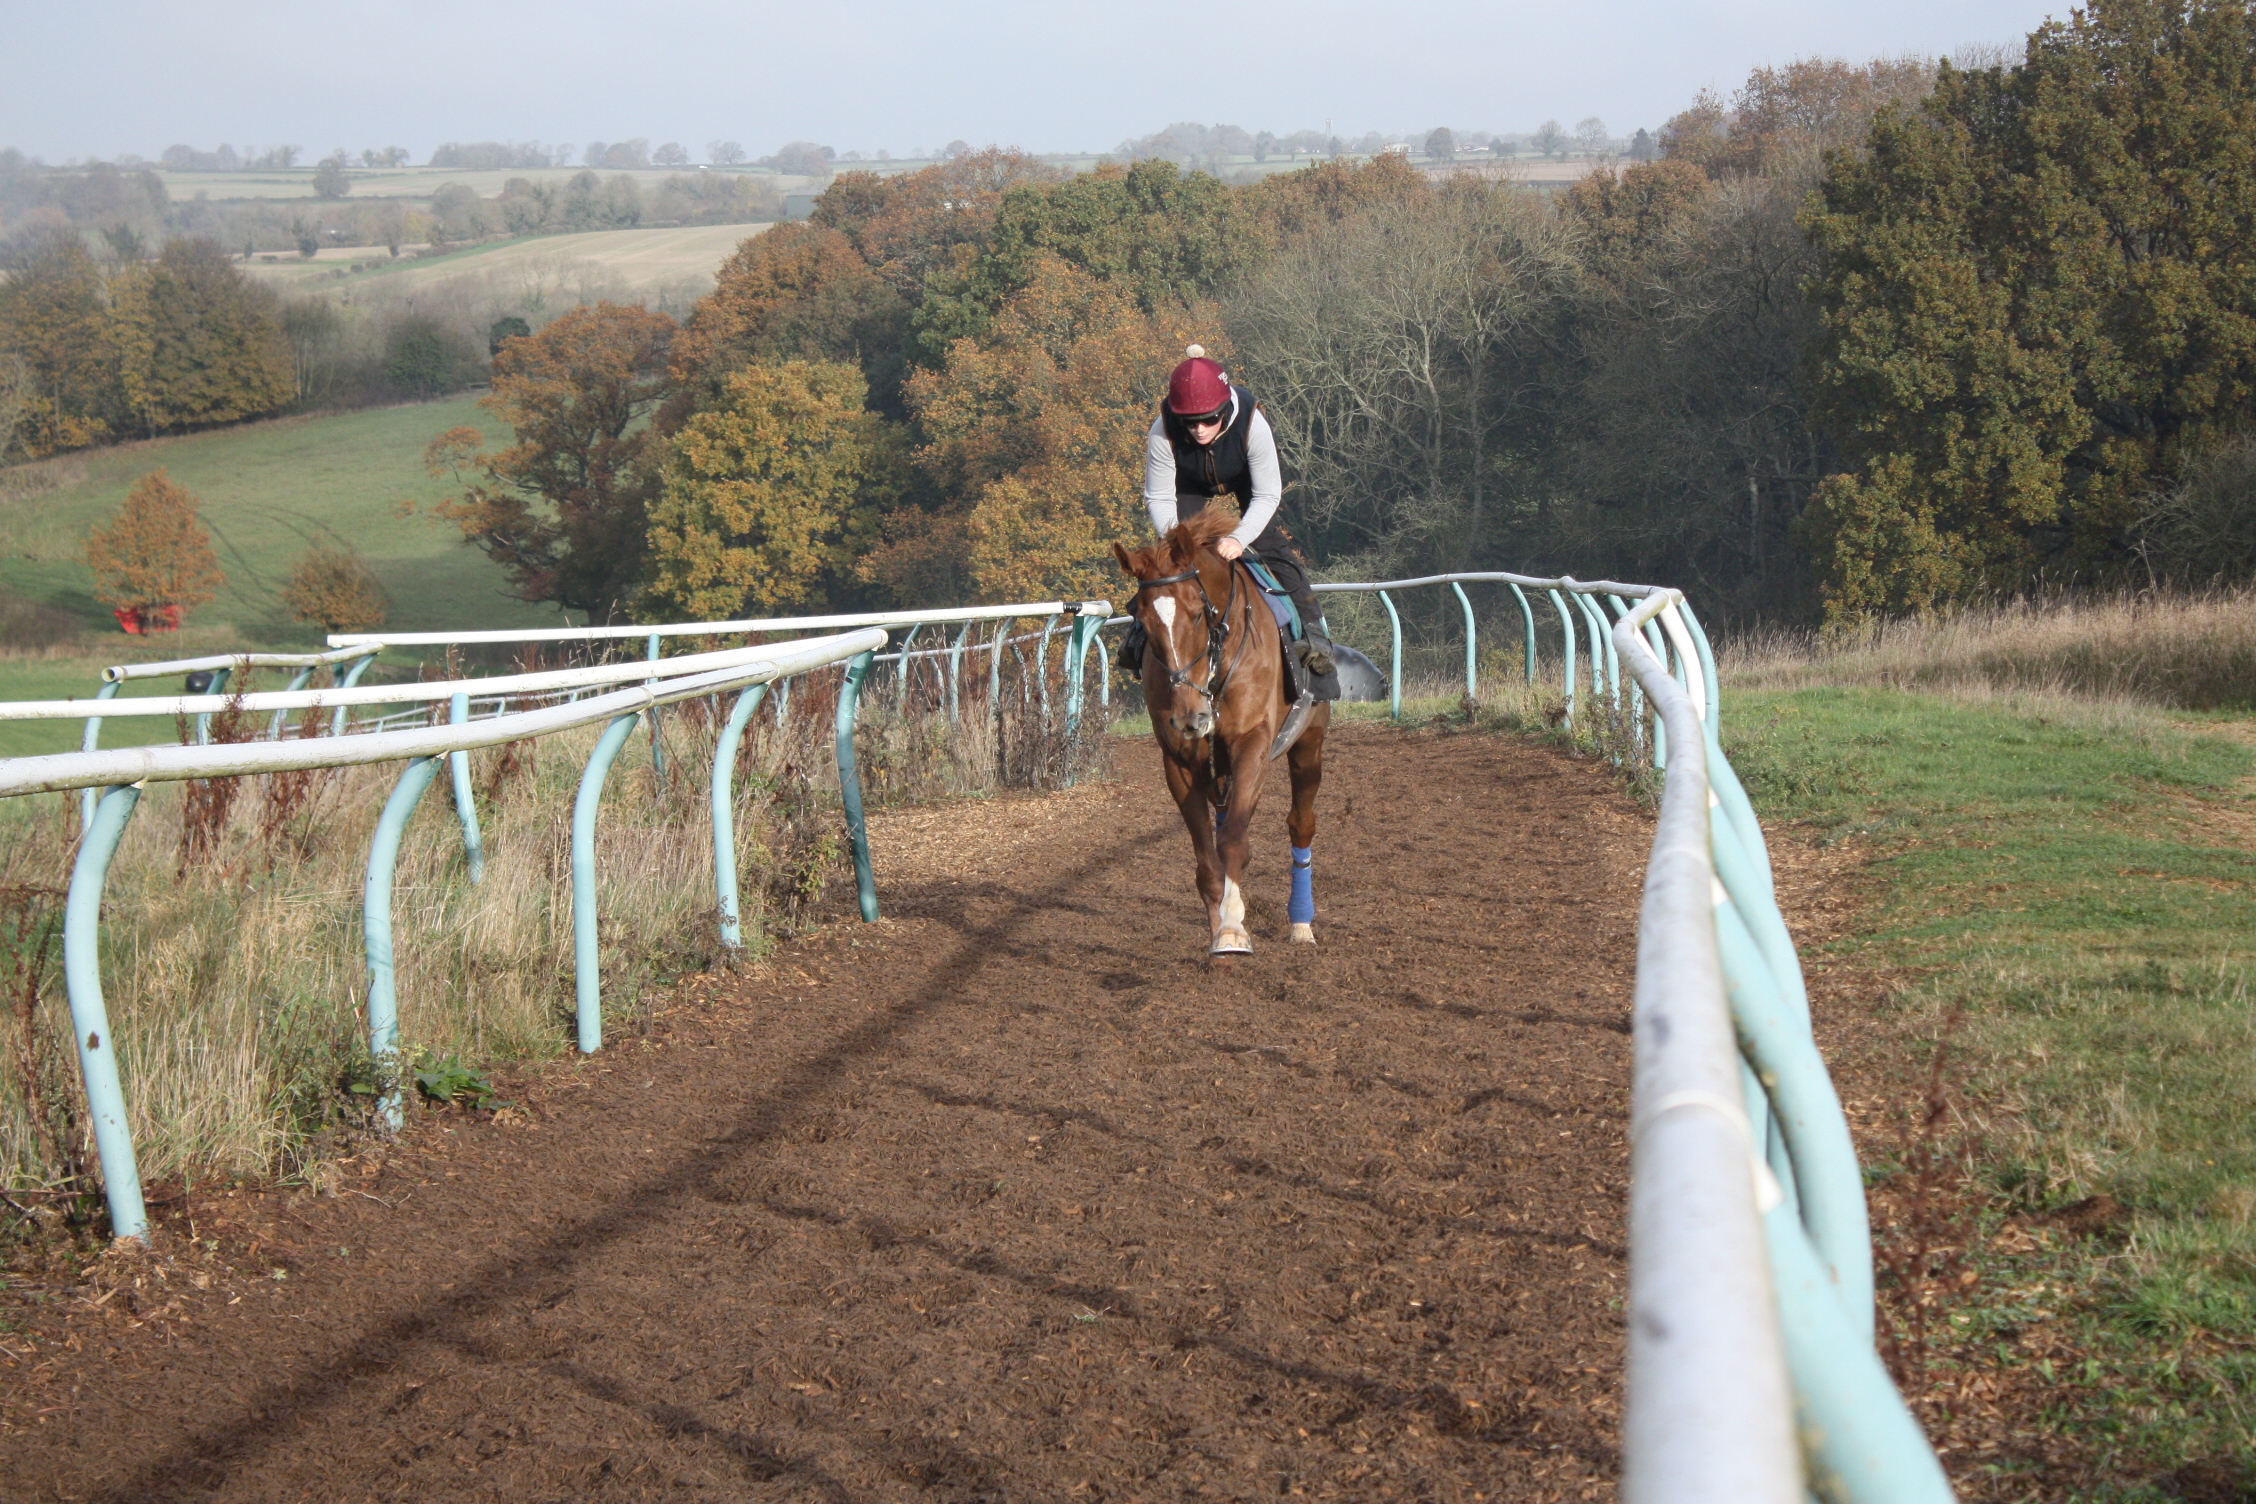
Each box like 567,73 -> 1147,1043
1138,347 -> 1335,693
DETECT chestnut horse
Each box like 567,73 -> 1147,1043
1114,509 -> 1329,958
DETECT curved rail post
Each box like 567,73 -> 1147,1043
1095,633 -> 1112,709
1451,581 -> 1477,700
1063,613 -> 1097,743
191,666 -> 232,746
1568,591 -> 1616,752
572,712 -> 641,1054
331,650 -> 378,736
64,782 -> 149,1242
447,693 -> 485,884
947,620 -> 972,722
269,665 -> 317,740
988,618 -> 1007,726
1508,582 -> 1536,684
834,649 -> 880,922
1378,590 -> 1403,719
78,681 -> 122,831
1546,589 -> 1578,728
1036,614 -> 1060,723
1604,596 -> 1646,758
711,682 -> 770,950
897,624 -> 921,703
644,634 -> 666,779
1678,600 -> 1724,732
365,755 -> 444,1129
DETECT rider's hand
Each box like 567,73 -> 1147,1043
1214,536 -> 1245,561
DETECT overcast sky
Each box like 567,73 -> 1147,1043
7,0 -> 2066,163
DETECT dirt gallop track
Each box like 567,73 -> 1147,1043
5,724 -> 1653,1503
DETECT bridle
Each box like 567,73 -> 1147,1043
1134,558 -> 1252,720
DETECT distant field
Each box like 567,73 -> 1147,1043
0,398 -> 578,754
153,164 -> 807,201
241,222 -> 771,295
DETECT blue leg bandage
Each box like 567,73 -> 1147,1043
1289,845 -> 1315,924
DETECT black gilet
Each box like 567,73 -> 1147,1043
1162,385 -> 1257,520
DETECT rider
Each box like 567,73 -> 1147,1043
1140,346 -> 1336,690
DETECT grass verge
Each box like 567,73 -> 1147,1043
1725,684 -> 2256,1500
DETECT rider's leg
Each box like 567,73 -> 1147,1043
1250,537 -> 1335,677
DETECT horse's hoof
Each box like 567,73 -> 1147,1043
1210,929 -> 1253,956
1289,923 -> 1316,945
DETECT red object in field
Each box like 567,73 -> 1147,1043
113,604 -> 183,634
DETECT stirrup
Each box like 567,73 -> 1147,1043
1299,634 -> 1336,677
1268,692 -> 1317,761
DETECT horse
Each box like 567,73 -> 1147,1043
1113,509 -> 1330,959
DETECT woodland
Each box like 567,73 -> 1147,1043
9,0 -> 2256,626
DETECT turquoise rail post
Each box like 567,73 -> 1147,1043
1451,581 -> 1477,700
947,620 -> 973,721
1036,614 -> 1060,723
332,649 -> 379,736
568,717 -> 640,1046
572,712 -> 641,1053
1095,632 -> 1111,709
366,755 -> 444,1129
1378,590 -> 1403,719
834,649 -> 880,922
1508,582 -> 1536,684
988,618 -> 1007,725
1546,588 -> 1578,728
447,693 -> 485,883
269,665 -> 317,740
1678,599 -> 1724,730
192,666 -> 232,745
710,682 -> 771,950
1063,613 -> 1096,738
644,634 -> 665,778
896,624 -> 921,702
1568,591 -> 1615,752
78,681 -> 122,831
64,782 -> 149,1242
1604,596 -> 1646,759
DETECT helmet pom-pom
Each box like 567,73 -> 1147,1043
1185,344 -> 1205,359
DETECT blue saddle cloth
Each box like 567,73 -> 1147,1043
1240,559 -> 1302,638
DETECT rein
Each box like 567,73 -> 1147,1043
1135,558 -> 1252,713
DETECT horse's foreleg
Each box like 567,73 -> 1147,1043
1284,713 -> 1327,944
1164,753 -> 1227,935
1210,742 -> 1272,956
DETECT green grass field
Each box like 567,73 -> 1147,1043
0,397 -> 576,755
1727,686 -> 2256,1495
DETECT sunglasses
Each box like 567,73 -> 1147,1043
1178,406 -> 1230,428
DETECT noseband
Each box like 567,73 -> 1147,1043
1135,560 -> 1249,711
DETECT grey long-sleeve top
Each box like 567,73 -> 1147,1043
1141,391 -> 1284,545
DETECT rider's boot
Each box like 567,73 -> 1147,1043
1299,622 -> 1336,678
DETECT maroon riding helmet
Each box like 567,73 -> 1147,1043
1165,345 -> 1231,424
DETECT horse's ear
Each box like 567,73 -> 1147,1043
1112,542 -> 1137,575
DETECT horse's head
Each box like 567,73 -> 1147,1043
1113,509 -> 1239,743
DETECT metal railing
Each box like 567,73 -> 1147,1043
1312,571 -> 1953,1503
9,629 -> 888,1244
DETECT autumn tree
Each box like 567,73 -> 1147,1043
643,361 -> 889,618
427,303 -> 676,619
894,255 -> 1218,603
283,544 -> 389,632
1803,0 -> 2256,617
0,227 -> 117,457
84,469 -> 225,631
669,222 -> 908,414
110,239 -> 296,436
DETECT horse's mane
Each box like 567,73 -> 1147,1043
1119,507 -> 1236,579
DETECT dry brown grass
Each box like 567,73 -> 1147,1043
1723,589 -> 2256,709
0,651 -> 1106,1213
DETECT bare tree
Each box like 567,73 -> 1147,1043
1574,117 -> 1610,156
707,140 -> 747,166
1533,120 -> 1566,158
1228,180 -> 1578,570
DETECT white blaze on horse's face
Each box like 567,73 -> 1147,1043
1150,591 -> 1217,739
